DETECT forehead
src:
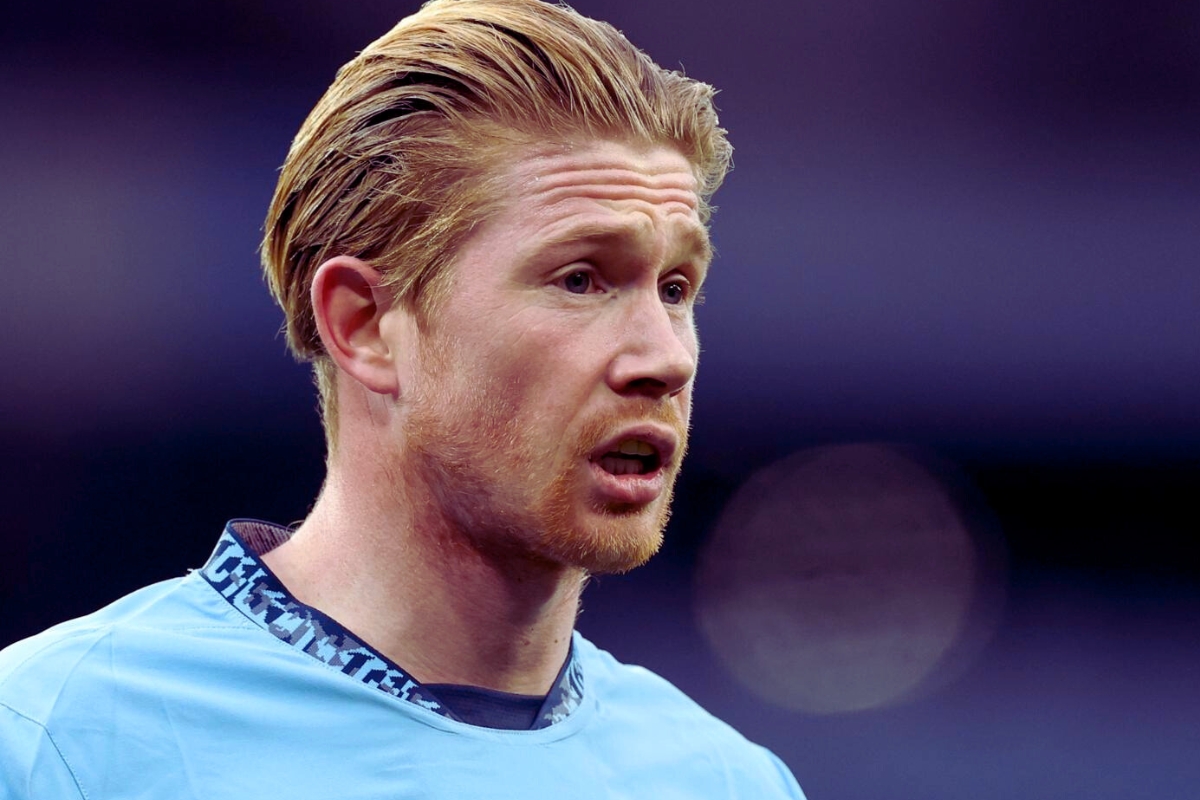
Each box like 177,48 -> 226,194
481,140 -> 710,261
510,141 -> 701,206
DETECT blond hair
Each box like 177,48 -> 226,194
261,0 -> 732,449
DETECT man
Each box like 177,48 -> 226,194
0,1 -> 805,796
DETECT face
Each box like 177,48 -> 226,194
400,139 -> 710,574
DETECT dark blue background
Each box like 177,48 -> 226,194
2,1 -> 1197,797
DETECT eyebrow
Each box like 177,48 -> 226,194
538,218 -> 713,270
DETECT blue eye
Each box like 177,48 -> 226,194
563,271 -> 592,294
660,280 -> 686,305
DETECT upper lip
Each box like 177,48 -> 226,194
588,425 -> 679,470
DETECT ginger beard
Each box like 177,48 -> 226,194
402,340 -> 688,575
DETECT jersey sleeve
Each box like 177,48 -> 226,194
0,703 -> 86,800
766,748 -> 808,799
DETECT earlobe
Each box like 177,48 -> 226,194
311,256 -> 404,397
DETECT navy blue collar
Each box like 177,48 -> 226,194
200,519 -> 584,729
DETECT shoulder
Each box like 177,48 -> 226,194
574,634 -> 708,713
572,634 -> 807,798
573,633 -> 732,734
0,576 -> 230,799
0,573 -> 249,725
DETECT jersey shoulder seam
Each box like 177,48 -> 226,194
0,700 -> 90,800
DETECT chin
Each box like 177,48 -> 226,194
538,501 -> 670,575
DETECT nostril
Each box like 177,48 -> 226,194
621,376 -> 670,397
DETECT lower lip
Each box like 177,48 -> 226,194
586,460 -> 668,506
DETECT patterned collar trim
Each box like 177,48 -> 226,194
200,519 -> 583,730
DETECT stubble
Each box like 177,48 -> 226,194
403,347 -> 686,575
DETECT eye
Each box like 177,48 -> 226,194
562,270 -> 593,294
660,279 -> 687,305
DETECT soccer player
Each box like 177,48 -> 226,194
0,1 -> 805,796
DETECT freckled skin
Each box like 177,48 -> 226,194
401,140 -> 711,574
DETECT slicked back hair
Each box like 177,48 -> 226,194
261,0 -> 732,450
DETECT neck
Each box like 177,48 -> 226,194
261,458 -> 584,697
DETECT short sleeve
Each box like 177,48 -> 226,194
767,749 -> 808,799
0,703 -> 86,800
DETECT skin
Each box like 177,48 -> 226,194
263,139 -> 710,696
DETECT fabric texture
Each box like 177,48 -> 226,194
0,520 -> 805,800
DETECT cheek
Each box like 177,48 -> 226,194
472,338 -> 583,425
509,313 -> 610,384
678,387 -> 694,422
680,312 -> 700,349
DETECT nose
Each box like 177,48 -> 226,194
605,291 -> 697,399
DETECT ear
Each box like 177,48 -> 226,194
311,256 -> 407,397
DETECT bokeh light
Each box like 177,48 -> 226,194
694,442 -> 1007,714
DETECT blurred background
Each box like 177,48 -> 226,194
1,0 -> 1197,797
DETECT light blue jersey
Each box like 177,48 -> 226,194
0,521 -> 804,799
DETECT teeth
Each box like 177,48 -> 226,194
617,439 -> 655,456
600,455 -> 646,475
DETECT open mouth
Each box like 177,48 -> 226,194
594,438 -> 663,476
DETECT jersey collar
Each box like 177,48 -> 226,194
199,519 -> 584,729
